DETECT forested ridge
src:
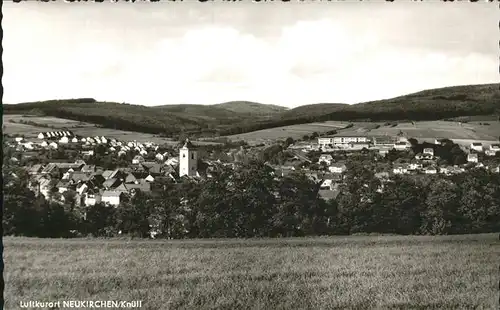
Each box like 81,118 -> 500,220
4,83 -> 499,137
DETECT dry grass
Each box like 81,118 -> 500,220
4,234 -> 499,309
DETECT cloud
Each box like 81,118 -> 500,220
2,5 -> 498,107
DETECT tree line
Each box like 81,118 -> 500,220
3,160 -> 500,238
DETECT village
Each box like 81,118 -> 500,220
4,128 -> 500,208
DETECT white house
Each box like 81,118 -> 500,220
101,137 -> 107,144
40,141 -> 48,147
38,133 -> 45,139
59,136 -> 69,144
393,164 -> 409,174
155,153 -> 165,161
467,153 -> 479,163
145,174 -> 155,182
393,141 -> 409,150
470,143 -> 483,152
49,142 -> 58,149
139,149 -> 148,156
320,179 -> 334,190
132,155 -> 145,164
423,148 -> 434,156
485,150 -> 497,157
84,192 -> 102,206
408,163 -> 423,170
166,157 -> 179,166
101,191 -> 124,206
318,154 -> 334,165
424,166 -> 437,174
15,137 -> 23,143
328,163 -> 347,174
489,144 -> 500,152
71,137 -> 79,143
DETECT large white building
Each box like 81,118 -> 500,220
318,134 -> 369,148
179,139 -> 198,177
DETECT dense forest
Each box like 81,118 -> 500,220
4,83 -> 499,137
4,159 -> 500,238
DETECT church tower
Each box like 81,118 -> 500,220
179,138 -> 198,177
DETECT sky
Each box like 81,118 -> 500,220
2,1 -> 498,108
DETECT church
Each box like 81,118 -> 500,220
179,139 -> 198,177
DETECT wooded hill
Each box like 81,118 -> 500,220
4,83 -> 499,138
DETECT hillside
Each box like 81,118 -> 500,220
215,101 -> 288,116
281,103 -> 347,119
4,83 -> 499,138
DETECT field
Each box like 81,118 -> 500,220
227,120 -> 500,146
2,115 -> 219,146
226,121 -> 348,144
4,234 -> 499,309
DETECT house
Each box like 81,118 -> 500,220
38,133 -> 45,139
491,166 -> 500,173
470,143 -> 483,152
81,165 -> 97,173
40,141 -> 48,148
393,164 -> 409,174
423,148 -> 434,156
132,155 -> 145,164
124,173 -> 138,184
379,148 -> 390,156
328,163 -> 347,174
467,153 -> 479,163
101,191 -> 125,206
15,137 -> 23,143
415,153 -> 433,160
318,188 -> 341,201
49,142 -> 58,149
70,172 -> 91,184
424,166 -> 437,174
145,174 -> 155,182
28,164 -> 44,175
82,150 -> 95,156
318,154 -> 334,165
71,137 -> 79,143
41,163 -> 60,176
84,190 -> 102,206
375,172 -> 390,180
39,178 -> 52,199
166,157 -> 179,166
102,178 -> 121,189
319,179 -> 335,190
407,163 -> 423,171
489,144 -> 500,152
142,162 -> 162,175
59,136 -> 69,144
57,180 -> 70,194
393,141 -> 409,150
485,150 -> 497,156
372,136 -> 398,147
155,153 -> 166,161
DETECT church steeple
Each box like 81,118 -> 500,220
179,138 -> 198,177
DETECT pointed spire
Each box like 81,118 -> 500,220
182,138 -> 195,149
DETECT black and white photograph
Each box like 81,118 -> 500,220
2,1 -> 500,309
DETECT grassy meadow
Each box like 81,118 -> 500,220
2,115 -> 219,146
227,120 -> 500,146
4,234 -> 499,309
